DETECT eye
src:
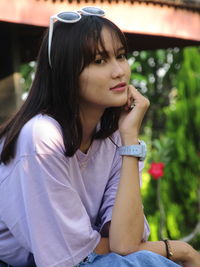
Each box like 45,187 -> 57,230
117,53 -> 126,60
94,58 -> 106,64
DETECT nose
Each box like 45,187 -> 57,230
111,59 -> 125,79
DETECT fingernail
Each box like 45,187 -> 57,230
130,103 -> 136,109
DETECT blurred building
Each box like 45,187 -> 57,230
0,0 -> 200,122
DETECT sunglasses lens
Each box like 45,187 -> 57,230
81,7 -> 105,16
58,12 -> 81,21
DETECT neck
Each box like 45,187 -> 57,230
79,105 -> 104,153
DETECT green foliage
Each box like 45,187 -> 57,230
139,47 -> 200,249
150,137 -> 174,164
164,47 -> 200,238
129,48 -> 182,138
20,61 -> 36,93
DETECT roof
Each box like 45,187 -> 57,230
37,0 -> 200,11
0,0 -> 200,58
135,0 -> 200,9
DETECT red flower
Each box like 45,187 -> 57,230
149,162 -> 165,180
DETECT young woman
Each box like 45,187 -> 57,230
0,6 -> 199,267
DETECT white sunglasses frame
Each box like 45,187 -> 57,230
48,6 -> 105,67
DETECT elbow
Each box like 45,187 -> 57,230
109,242 -> 140,256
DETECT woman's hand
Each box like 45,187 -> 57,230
137,241 -> 200,267
169,241 -> 200,267
118,85 -> 150,145
181,243 -> 200,267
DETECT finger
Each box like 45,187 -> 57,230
127,86 -> 133,107
129,87 -> 150,112
128,86 -> 140,100
130,103 -> 136,109
128,86 -> 138,109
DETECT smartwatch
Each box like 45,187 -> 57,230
118,140 -> 147,161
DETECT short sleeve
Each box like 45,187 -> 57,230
96,148 -> 150,241
96,149 -> 121,232
4,154 -> 100,267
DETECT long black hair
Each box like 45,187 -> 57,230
0,15 -> 128,164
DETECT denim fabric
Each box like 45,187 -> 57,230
0,261 -> 12,267
77,250 -> 181,267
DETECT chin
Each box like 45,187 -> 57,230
110,102 -> 126,109
116,98 -> 127,107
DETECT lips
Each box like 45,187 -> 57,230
110,82 -> 127,91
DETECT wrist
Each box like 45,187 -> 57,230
162,239 -> 173,259
120,134 -> 139,146
119,141 -> 147,161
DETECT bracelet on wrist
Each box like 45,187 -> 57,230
162,239 -> 173,259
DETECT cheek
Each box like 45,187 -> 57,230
125,62 -> 131,80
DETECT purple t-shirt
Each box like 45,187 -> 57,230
0,114 -> 150,267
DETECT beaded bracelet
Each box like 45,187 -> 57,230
163,239 -> 173,259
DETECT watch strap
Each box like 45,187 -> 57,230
118,140 -> 146,161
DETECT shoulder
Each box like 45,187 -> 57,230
17,114 -> 65,156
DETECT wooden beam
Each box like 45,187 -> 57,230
0,0 -> 200,41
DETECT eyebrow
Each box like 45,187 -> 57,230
96,46 -> 125,57
117,47 -> 126,52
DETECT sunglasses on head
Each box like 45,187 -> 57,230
48,6 -> 105,67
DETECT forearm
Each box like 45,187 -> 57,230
138,240 -> 192,263
99,221 -> 190,260
95,237 -> 193,261
109,147 -> 144,254
94,237 -> 199,265
108,86 -> 150,255
94,237 -> 110,254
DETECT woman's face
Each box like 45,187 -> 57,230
79,27 -> 131,112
